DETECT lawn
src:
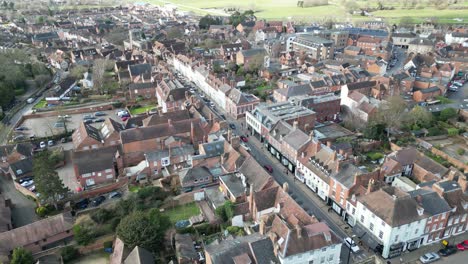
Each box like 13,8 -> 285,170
129,104 -> 157,115
33,99 -> 47,109
163,202 -> 201,224
146,0 -> 468,24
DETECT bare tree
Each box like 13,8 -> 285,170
92,59 -> 109,94
373,96 -> 408,137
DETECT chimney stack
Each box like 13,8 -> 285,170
293,120 -> 299,130
168,119 -> 173,127
295,225 -> 302,239
282,182 -> 289,193
309,131 -> 314,141
458,175 -> 468,193
326,141 -> 332,148
259,219 -> 266,235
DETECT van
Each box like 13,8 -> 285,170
26,98 -> 35,104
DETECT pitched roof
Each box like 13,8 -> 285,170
0,213 -> 73,255
175,234 -> 198,261
72,146 -> 118,175
129,63 -> 151,77
239,157 -> 274,192
358,186 -> 427,226
407,189 -> 451,216
179,166 -> 212,187
124,246 -> 154,264
10,157 -> 33,176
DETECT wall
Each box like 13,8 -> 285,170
431,147 -> 468,172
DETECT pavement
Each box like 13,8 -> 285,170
0,174 -> 38,227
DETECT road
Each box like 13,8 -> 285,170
447,82 -> 467,104
0,174 -> 38,227
386,47 -> 406,76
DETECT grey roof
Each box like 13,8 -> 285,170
204,233 -> 279,264
408,189 -> 451,216
200,141 -> 224,158
331,163 -> 364,189
283,128 -> 309,150
239,48 -> 266,58
72,146 -> 118,175
32,32 -> 59,42
418,86 -> 440,94
128,82 -> 155,90
220,174 -> 246,198
84,123 -> 102,142
227,88 -> 258,104
179,166 -> 212,186
175,234 -> 197,261
239,157 -> 272,192
145,145 -> 194,161
436,180 -> 461,192
124,246 -> 154,264
129,63 -> 151,76
10,157 -> 33,176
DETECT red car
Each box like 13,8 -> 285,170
240,136 -> 248,142
121,116 -> 129,122
263,165 -> 273,173
456,240 -> 468,251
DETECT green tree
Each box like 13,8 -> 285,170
61,246 -> 79,263
439,108 -> 457,121
199,15 -> 221,29
166,28 -> 183,39
116,209 -> 170,252
404,106 -> 433,129
33,151 -> 69,209
11,248 -> 34,264
73,224 -> 95,246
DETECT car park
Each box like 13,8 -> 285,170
419,252 -> 440,263
39,141 -> 46,148
92,195 -> 106,206
109,191 -> 122,199
344,237 -> 360,253
438,245 -> 457,257
263,165 -> 273,173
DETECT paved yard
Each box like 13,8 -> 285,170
0,175 -> 38,227
425,137 -> 468,163
57,150 -> 81,192
17,109 -> 117,138
72,252 -> 109,264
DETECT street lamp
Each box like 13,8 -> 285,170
346,235 -> 357,264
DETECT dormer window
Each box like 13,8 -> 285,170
417,207 -> 424,216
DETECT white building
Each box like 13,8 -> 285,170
445,32 -> 468,45
354,187 -> 428,259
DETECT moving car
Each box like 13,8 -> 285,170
438,245 -> 457,257
92,196 -> 106,207
240,136 -> 248,142
419,252 -> 440,263
456,240 -> 468,251
344,237 -> 360,253
263,165 -> 273,173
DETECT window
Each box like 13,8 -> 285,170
320,256 -> 325,264
328,254 -> 334,261
395,235 -> 399,242
415,229 -> 419,234
352,208 -> 356,215
381,220 -> 385,226
321,247 -> 326,252
369,223 -> 374,231
360,215 -> 365,223
378,231 -> 384,239
438,222 -> 444,229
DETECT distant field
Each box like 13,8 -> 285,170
145,0 -> 468,24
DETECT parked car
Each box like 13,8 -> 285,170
199,93 -> 205,98
220,114 -> 226,120
240,142 -> 251,152
47,140 -> 54,147
344,237 -> 360,253
121,116 -> 129,122
240,136 -> 248,142
54,122 -> 65,128
419,252 -> 440,263
209,102 -> 215,107
20,180 -> 34,187
229,123 -> 236,130
58,115 -> 71,119
83,119 -> 93,124
116,110 -> 129,117
438,245 -> 457,257
94,111 -> 106,116
109,191 -> 122,199
456,240 -> 468,250
18,177 -> 32,184
14,126 -> 28,131
74,198 -> 90,210
39,141 -> 46,148
263,165 -> 273,173
189,88 -> 195,94
94,118 -> 105,123
13,135 -> 25,141
92,195 -> 106,206
83,114 -> 94,120
26,98 -> 35,104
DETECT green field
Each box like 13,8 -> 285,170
146,0 -> 468,24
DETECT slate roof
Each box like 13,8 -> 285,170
72,146 -> 118,175
10,157 -> 33,177
204,233 -> 278,264
124,246 -> 154,264
220,174 -> 246,198
84,123 -> 102,142
179,166 -> 212,187
331,163 -> 365,189
200,141 -> 224,158
407,189 -> 451,216
129,63 -> 151,76
347,81 -> 376,91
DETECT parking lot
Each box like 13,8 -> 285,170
15,109 -> 117,139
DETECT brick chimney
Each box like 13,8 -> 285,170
259,218 -> 266,235
458,175 -> 468,193
249,183 -> 255,215
293,120 -> 299,130
295,225 -> 302,239
282,182 -> 289,193
326,141 -> 332,148
309,131 -> 314,141
168,119 -> 173,127
366,178 -> 375,195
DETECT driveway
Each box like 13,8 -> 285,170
0,175 -> 38,227
56,150 -> 81,192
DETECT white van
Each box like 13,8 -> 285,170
26,98 -> 35,104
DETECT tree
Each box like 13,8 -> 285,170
33,151 -> 69,209
373,96 -> 407,137
61,246 -> 79,263
11,248 -> 34,264
69,65 -> 88,79
215,201 -> 234,222
404,106 -> 433,130
199,15 -> 221,29
8,1 -> 13,9
344,0 -> 360,14
73,224 -> 95,246
166,28 -> 183,39
116,209 -> 170,252
92,59 -> 109,94
439,108 -> 457,121
399,16 -> 415,26
246,53 -> 265,73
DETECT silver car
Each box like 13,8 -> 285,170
419,252 -> 440,264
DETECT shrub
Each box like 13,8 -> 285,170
112,101 -> 123,108
103,241 -> 113,249
36,206 -> 48,217
91,208 -> 113,224
73,224 -> 95,246
226,226 -> 245,236
457,148 -> 465,155
447,128 -> 459,136
366,152 -> 384,161
61,246 -> 79,263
